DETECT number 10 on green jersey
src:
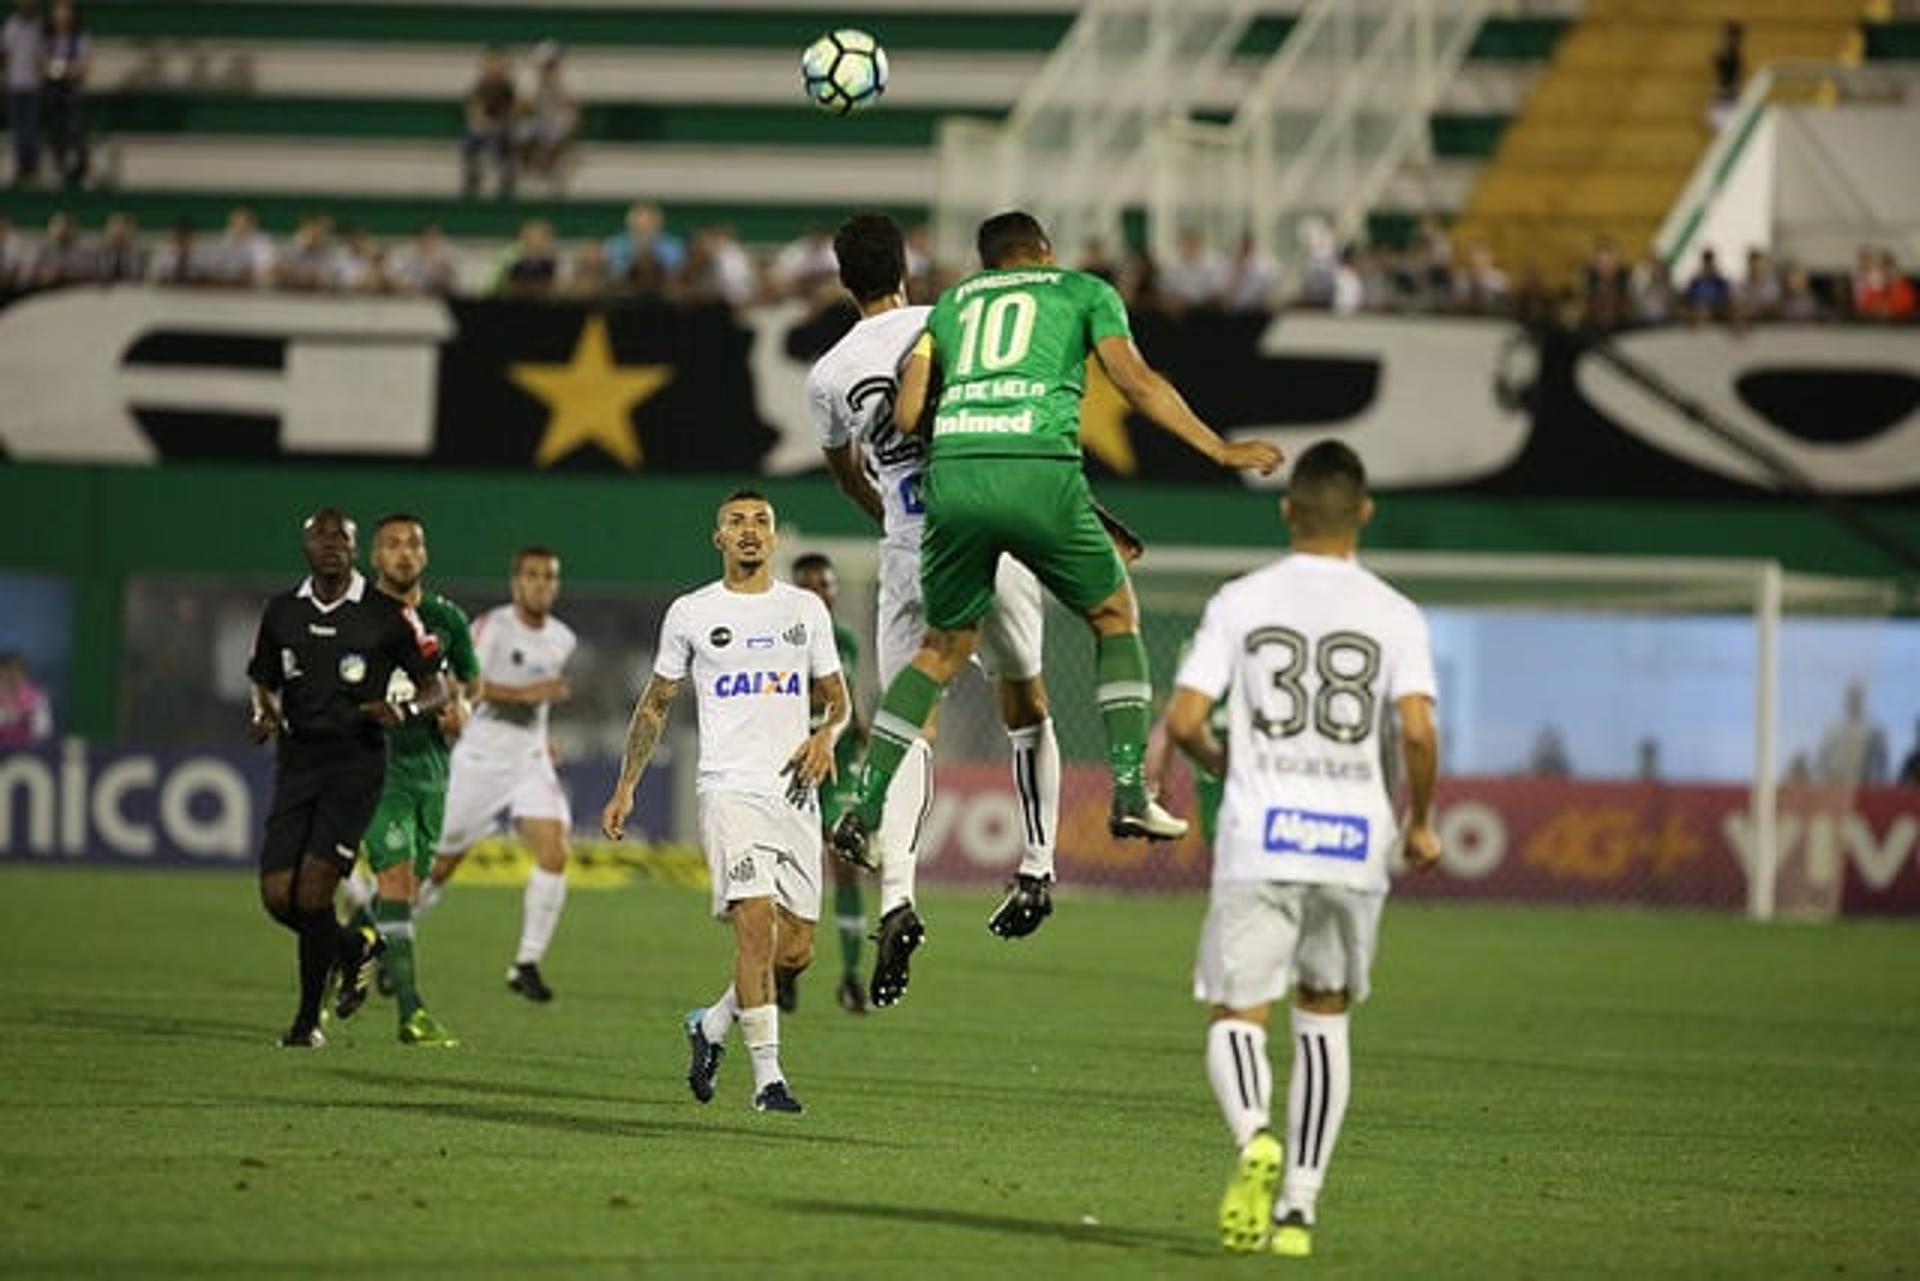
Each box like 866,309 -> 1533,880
925,268 -> 1133,463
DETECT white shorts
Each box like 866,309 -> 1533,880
877,543 -> 1045,687
436,748 -> 572,853
699,790 -> 823,923
1193,882 -> 1385,1010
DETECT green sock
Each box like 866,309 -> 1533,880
855,666 -> 943,825
374,897 -> 422,1021
834,876 -> 864,976
1096,632 -> 1154,805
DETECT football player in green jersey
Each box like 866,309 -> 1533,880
831,210 -> 1283,871
338,513 -> 480,1046
789,552 -> 869,1015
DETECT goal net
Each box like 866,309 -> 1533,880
794,538 -> 1913,920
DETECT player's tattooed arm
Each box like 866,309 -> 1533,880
1165,686 -> 1227,779
601,675 -> 681,840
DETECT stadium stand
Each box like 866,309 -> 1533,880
1,1 -> 1569,259
1452,0 -> 1874,284
2,1 -> 1915,297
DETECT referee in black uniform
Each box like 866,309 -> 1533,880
247,508 -> 448,1047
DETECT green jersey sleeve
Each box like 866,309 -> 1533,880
1082,275 -> 1131,345
423,594 -> 480,683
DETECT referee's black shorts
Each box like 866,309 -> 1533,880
261,745 -> 386,875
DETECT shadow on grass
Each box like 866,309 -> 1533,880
773,1197 -> 1216,1259
321,1065 -> 658,1110
18,1005 -> 270,1044
266,1095 -> 901,1149
802,1069 -> 1190,1114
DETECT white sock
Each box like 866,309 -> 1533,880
737,1003 -> 784,1092
1008,717 -> 1060,880
342,864 -> 376,912
1281,1008 -> 1351,1224
414,876 -> 443,918
700,985 -> 738,1043
1207,1018 -> 1273,1149
877,738 -> 933,916
515,866 -> 567,965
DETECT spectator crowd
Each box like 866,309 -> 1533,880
2,193 -> 1916,331
5,21 -> 1915,326
0,198 -> 932,308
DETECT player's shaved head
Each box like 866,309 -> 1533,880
302,507 -> 356,542
977,211 -> 1053,269
834,213 -> 906,303
1284,440 -> 1371,541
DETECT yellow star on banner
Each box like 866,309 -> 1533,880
509,315 -> 674,469
1079,356 -> 1137,477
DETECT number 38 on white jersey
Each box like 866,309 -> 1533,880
1175,553 -> 1437,892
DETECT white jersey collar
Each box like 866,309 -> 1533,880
297,570 -> 368,613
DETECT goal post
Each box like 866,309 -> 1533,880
784,534 -> 1910,919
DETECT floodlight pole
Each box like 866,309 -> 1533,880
1749,561 -> 1782,922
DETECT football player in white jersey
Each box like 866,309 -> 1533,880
420,546 -> 579,1003
1167,441 -> 1441,1259
808,211 -> 1064,1009
599,490 -> 849,1115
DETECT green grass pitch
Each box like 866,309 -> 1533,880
0,868 -> 1915,1278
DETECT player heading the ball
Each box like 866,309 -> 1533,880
829,210 -> 1284,876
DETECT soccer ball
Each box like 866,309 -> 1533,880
801,29 -> 888,115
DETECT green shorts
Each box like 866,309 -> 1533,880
921,458 -> 1126,630
363,783 -> 445,878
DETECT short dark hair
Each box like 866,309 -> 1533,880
790,552 -> 834,576
1286,440 -> 1368,537
716,487 -> 773,525
834,213 -> 906,304
512,544 -> 559,572
373,512 -> 424,538
977,211 -> 1051,269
